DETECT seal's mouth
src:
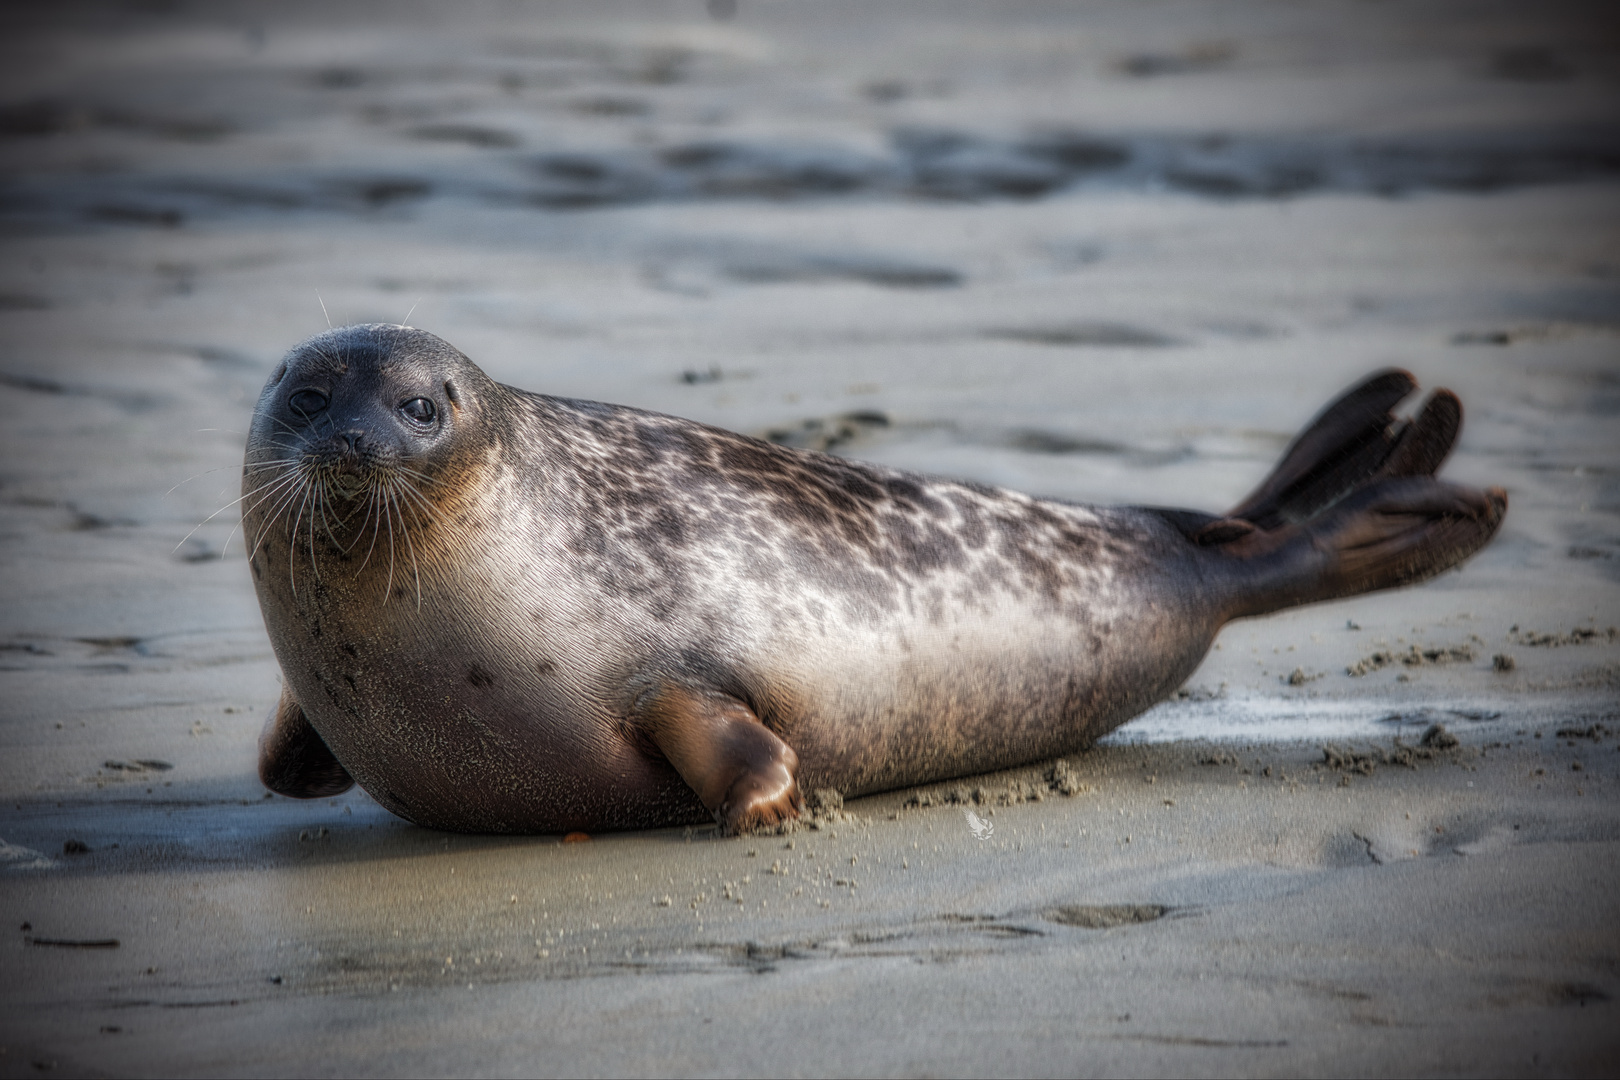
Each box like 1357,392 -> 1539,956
325,462 -> 371,497
302,452 -> 406,514
242,450 -> 439,604
308,434 -> 401,499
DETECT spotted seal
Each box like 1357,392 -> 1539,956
245,324 -> 1506,833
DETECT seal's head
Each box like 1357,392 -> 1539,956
243,324 -> 492,593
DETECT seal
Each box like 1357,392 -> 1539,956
244,324 -> 1506,833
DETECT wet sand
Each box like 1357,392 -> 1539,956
2,2 -> 1618,1076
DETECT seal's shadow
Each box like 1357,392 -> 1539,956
2,784 -> 633,878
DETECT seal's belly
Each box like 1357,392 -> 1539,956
279,577 -> 1205,827
270,603 -> 706,831
745,583 -> 1213,796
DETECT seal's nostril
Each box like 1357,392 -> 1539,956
341,430 -> 364,451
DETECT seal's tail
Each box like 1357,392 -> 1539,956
1176,369 -> 1507,620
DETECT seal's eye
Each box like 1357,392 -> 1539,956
399,397 -> 437,426
288,390 -> 327,417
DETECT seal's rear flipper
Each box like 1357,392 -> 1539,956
636,684 -> 802,834
259,686 -> 355,798
1189,371 -> 1506,620
1222,367 -> 1470,530
1217,476 -> 1507,619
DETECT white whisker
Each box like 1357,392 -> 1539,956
165,462 -> 260,498
246,475 -> 308,565
287,477 -> 317,598
381,480 -> 398,603
390,476 -> 440,523
355,477 -> 387,574
175,467 -> 302,554
392,479 -> 427,610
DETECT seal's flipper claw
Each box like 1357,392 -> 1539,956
637,685 -> 801,835
259,685 -> 355,799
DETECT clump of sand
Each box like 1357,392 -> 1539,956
904,759 -> 1092,809
1347,643 -> 1477,676
1320,723 -> 1460,776
1511,626 -> 1619,647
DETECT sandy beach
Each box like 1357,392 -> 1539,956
2,2 -> 1618,1075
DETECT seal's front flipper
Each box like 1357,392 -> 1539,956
259,685 -> 355,798
638,685 -> 802,834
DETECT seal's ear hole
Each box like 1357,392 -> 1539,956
444,380 -> 459,404
270,362 -> 288,387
